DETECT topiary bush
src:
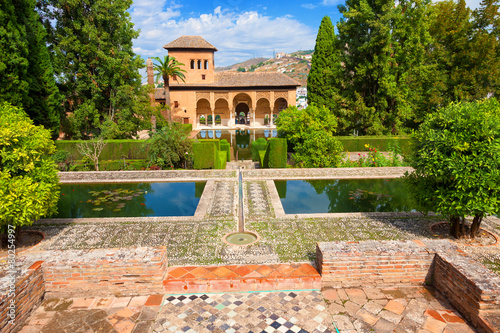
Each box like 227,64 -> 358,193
251,137 -> 268,161
217,151 -> 227,169
263,138 -> 287,168
193,142 -> 217,169
220,139 -> 231,162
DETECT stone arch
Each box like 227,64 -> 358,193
190,60 -> 195,69
196,98 -> 211,127
214,98 -> 230,126
233,93 -> 252,126
273,97 -> 288,123
256,98 -> 271,126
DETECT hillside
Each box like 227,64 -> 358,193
215,50 -> 313,86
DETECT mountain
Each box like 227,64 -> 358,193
215,50 -> 313,86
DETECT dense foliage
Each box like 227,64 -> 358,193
251,138 -> 268,161
276,105 -> 343,168
263,138 -> 288,168
308,0 -> 499,135
0,0 -> 61,137
0,103 -> 60,236
193,142 -> 217,170
38,0 -> 156,139
147,123 -> 192,169
405,98 -> 500,238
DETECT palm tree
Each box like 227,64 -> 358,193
152,56 -> 187,122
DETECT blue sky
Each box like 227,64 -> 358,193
129,0 -> 483,69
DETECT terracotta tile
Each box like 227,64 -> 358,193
190,266 -> 210,278
440,312 -> 465,324
322,288 -> 338,301
113,307 -> 135,319
422,317 -> 447,332
297,264 -> 319,275
266,270 -> 283,278
181,273 -> 196,280
384,300 -> 406,315
276,264 -> 296,276
70,298 -> 96,309
168,267 -> 188,279
425,309 -> 446,323
128,296 -> 148,307
346,288 -> 366,299
110,297 -> 131,308
256,265 -> 274,277
243,270 -> 264,278
233,265 -> 253,277
212,266 -> 232,278
145,294 -> 164,306
91,297 -> 114,309
245,264 -> 261,271
356,308 -> 379,326
182,266 -> 197,272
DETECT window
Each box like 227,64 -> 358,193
197,60 -> 202,69
201,74 -> 206,80
174,101 -> 179,108
190,60 -> 195,69
204,60 -> 209,70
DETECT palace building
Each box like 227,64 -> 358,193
146,36 -> 300,129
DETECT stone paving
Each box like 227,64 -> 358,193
20,286 -> 476,333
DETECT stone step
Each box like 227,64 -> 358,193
163,263 -> 321,294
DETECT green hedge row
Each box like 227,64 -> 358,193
263,138 -> 287,168
69,159 -> 147,171
55,139 -> 148,161
193,142 -> 217,169
337,136 -> 411,153
217,151 -> 227,169
251,138 -> 268,161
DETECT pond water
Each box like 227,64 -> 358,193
275,179 -> 414,214
56,182 -> 206,218
197,129 -> 278,160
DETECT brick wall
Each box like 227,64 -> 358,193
42,247 -> 168,298
316,239 -> 500,333
316,240 -> 435,288
434,251 -> 500,333
0,261 -> 45,333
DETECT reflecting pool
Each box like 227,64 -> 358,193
275,179 -> 414,214
56,182 -> 206,218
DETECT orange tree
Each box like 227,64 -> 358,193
405,98 -> 500,238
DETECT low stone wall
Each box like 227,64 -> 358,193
42,247 -> 168,298
316,239 -> 500,333
58,170 -> 235,183
0,261 -> 45,333
316,240 -> 435,288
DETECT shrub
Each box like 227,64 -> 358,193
193,142 -> 217,169
217,151 -> 227,169
405,98 -> 500,239
264,138 -> 287,168
147,122 -> 192,169
220,139 -> 231,162
293,132 -> 343,168
258,150 -> 266,167
251,137 -> 268,161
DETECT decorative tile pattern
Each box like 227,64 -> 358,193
152,291 -> 334,333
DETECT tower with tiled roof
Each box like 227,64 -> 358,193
164,36 -> 217,84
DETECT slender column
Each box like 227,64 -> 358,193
229,108 -> 233,127
250,108 -> 255,127
270,108 -> 275,126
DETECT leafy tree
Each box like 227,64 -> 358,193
307,16 -> 341,115
0,0 -> 61,137
0,102 -> 60,242
147,122 -> 192,169
38,0 -> 149,139
405,98 -> 500,238
152,55 -> 187,122
336,0 -> 437,135
237,67 -> 246,72
293,131 -> 344,168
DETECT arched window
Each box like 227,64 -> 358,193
197,60 -> 202,69
190,60 -> 195,69
204,60 -> 209,70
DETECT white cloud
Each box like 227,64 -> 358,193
301,3 -> 317,9
129,4 -> 316,68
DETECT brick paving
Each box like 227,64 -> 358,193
20,286 -> 477,333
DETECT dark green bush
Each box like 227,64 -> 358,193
263,138 -> 287,168
180,123 -> 192,133
251,137 -> 268,161
193,142 -> 217,169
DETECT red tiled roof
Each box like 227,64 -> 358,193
164,36 -> 218,51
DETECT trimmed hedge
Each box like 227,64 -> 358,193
180,123 -> 192,133
55,139 -> 148,161
220,139 -> 231,162
197,139 -> 221,150
251,138 -> 268,161
193,142 -> 217,169
263,138 -> 287,168
337,136 -> 411,153
258,150 -> 266,167
217,151 -> 227,169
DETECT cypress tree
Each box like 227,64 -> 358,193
307,16 -> 341,114
0,0 -> 61,138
